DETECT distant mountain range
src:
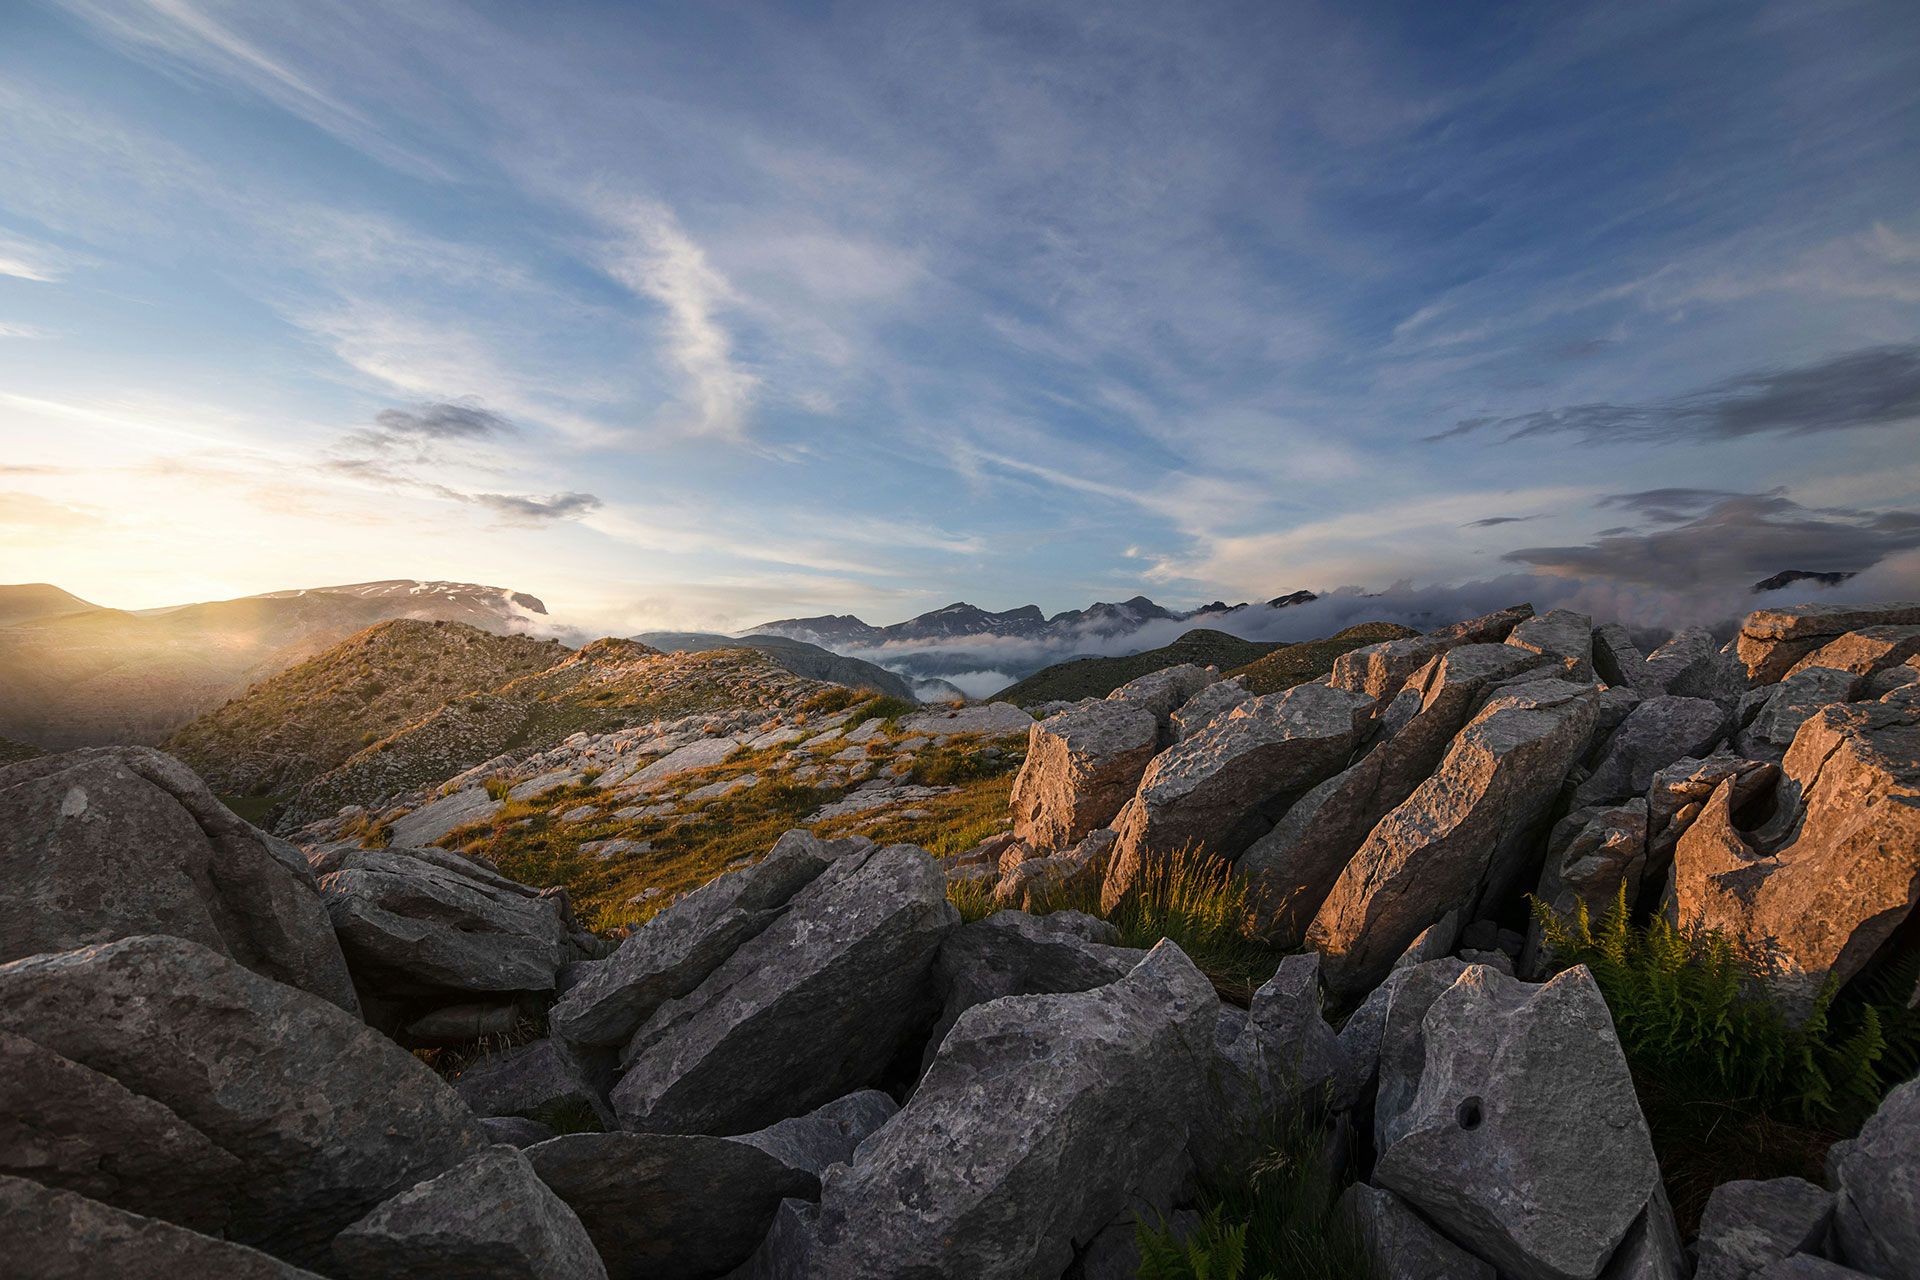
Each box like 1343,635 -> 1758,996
0,579 -> 551,750
632,631 -> 919,702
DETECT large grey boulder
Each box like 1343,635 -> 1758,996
1828,1074 -> 1920,1279
1788,625 -> 1920,681
1009,700 -> 1160,850
924,909 -> 1141,1066
727,1090 -> 898,1179
1738,604 -> 1920,687
612,844 -> 958,1134
550,831 -> 858,1050
1339,1182 -> 1495,1280
1373,965 -> 1661,1280
0,935 -> 489,1266
1647,627 -> 1733,700
1695,1177 -> 1833,1280
1104,682 -> 1376,911
1593,624 -> 1650,691
1237,643 -> 1543,946
1108,663 -> 1219,740
1600,1188 -> 1688,1280
1573,696 -> 1728,807
1740,667 -> 1865,759
1670,697 -> 1920,1020
2,1174 -> 329,1279
526,1131 -> 818,1280
0,747 -> 357,1013
1172,677 -> 1254,741
1308,679 -> 1599,998
332,1144 -> 606,1280
0,1029 -> 242,1233
317,847 -> 580,997
805,942 -> 1219,1279
1505,609 -> 1595,680
1330,605 -> 1534,701
1521,800 -> 1648,976
1645,754 -> 1779,879
1361,957 -> 1473,1151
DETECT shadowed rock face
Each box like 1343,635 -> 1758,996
0,746 -> 358,1014
1828,1076 -> 1920,1280
0,936 -> 489,1268
1670,694 -> 1920,1022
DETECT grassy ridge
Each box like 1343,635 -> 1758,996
1224,622 -> 1420,695
998,630 -> 1287,706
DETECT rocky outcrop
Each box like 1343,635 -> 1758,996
1505,608 -> 1595,680
1171,677 -> 1253,741
612,844 -> 958,1134
1104,682 -> 1376,910
1009,700 -> 1159,849
802,942 -> 1217,1279
1330,605 -> 1535,701
1372,964 -> 1662,1280
1573,696 -> 1728,807
1740,667 -> 1865,759
331,1144 -> 606,1280
1521,799 -> 1648,975
1827,1074 -> 1920,1279
924,909 -> 1140,1064
1785,625 -> 1920,681
1737,603 -> 1920,686
988,827 -> 1117,909
727,1090 -> 898,1179
1309,679 -> 1599,998
1107,663 -> 1219,741
0,935 -> 488,1267
1645,753 -> 1779,876
0,747 -> 357,1013
1670,696 -> 1920,1019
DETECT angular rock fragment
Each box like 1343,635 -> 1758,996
1107,663 -> 1219,741
479,1116 -> 556,1147
1009,700 -> 1159,850
1695,1177 -> 1833,1280
452,1037 -> 603,1120
1172,677 -> 1255,741
725,1090 -> 898,1178
1737,603 -> 1920,686
1504,608 -> 1595,680
1786,625 -> 1920,681
1740,667 -> 1864,759
332,1144 -> 606,1280
1573,696 -> 1728,807
1331,605 -> 1534,701
1521,800 -> 1648,976
991,828 -> 1116,910
1827,1074 -> 1920,1280
1644,753 -> 1778,876
0,746 -> 357,1013
612,844 -> 958,1134
1646,627 -> 1734,701
1339,1183 -> 1495,1280
924,908 -> 1140,1064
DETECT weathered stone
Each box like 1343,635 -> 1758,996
1695,1177 -> 1833,1280
925,909 -> 1141,1065
0,1029 -> 242,1233
401,1000 -> 522,1045
1753,1257 -> 1877,1280
1430,603 -> 1537,644
1600,1188 -> 1688,1280
1238,644 -> 1543,946
1108,663 -> 1219,739
726,1090 -> 898,1178
1738,604 -> 1920,686
1067,1209 -> 1206,1280
1521,800 -> 1648,977
386,787 -> 502,849
1172,678 -> 1255,741
1787,625 -> 1920,681
551,831 -> 856,1050
1105,683 -> 1376,911
1646,627 -> 1730,700
0,747 -> 357,1013
1505,609 -> 1595,680
1362,957 -> 1474,1151
478,1116 -> 555,1147
1828,1073 -> 1920,1280
0,936 -> 488,1267
1309,680 -> 1599,998
631,737 -> 740,784
805,942 -> 1218,1279
1670,697 -> 1920,1020
1864,658 -> 1920,699
1009,700 -> 1160,850
613,845 -> 959,1134
318,847 -> 578,998
332,1144 -> 606,1280
452,1038 -> 602,1120
1645,754 -> 1779,874
1741,667 -> 1864,759
1593,623 -> 1649,691
526,1131 -> 817,1280
1330,606 -> 1534,702
991,828 -> 1116,910
896,702 -> 1035,738
1574,697 -> 1728,807
1339,1182 -> 1495,1280
1373,965 -> 1660,1280
718,1197 -> 816,1280
2,1175 -> 328,1279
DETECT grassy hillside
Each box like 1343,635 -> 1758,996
163,619 -> 571,798
1225,621 -> 1420,693
997,629 -> 1287,706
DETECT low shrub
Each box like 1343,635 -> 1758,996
483,776 -> 512,801
799,686 -> 861,715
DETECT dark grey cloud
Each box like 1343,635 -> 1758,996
1463,514 -> 1537,528
373,401 -> 515,439
1504,493 -> 1920,590
469,491 -> 602,524
1428,344 -> 1920,445
1596,487 -> 1781,524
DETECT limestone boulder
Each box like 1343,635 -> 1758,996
451,1038 -> 603,1121
726,1090 -> 898,1179
1695,1177 -> 1833,1280
1238,644 -> 1544,946
1330,605 -> 1534,701
1172,677 -> 1254,741
1360,957 -> 1473,1151
1308,679 -> 1599,998
924,908 -> 1140,1065
1574,696 -> 1728,807
1737,603 -> 1920,686
612,844 -> 958,1134
1669,697 -> 1920,1020
1593,624 -> 1649,691
1645,754 -> 1779,877
0,747 -> 356,1013
1521,800 -> 1648,976
1504,608 -> 1595,680
331,1144 -> 606,1280
0,935 -> 488,1267
386,787 -> 502,849
1108,663 -> 1220,740
804,942 -> 1218,1279
2,1175 -> 328,1280
991,828 -> 1117,910
1740,667 -> 1864,759
1647,626 -> 1737,701
1755,1258 -> 1876,1280
550,831 -> 858,1051
1827,1074 -> 1920,1279
1373,965 -> 1661,1280
1786,625 -> 1920,681
1339,1183 -> 1495,1280
1104,682 -> 1376,911
1009,700 -> 1159,850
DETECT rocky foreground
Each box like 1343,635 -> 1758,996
3,600 -> 1919,1278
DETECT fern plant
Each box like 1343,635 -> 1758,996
1136,1206 -> 1256,1280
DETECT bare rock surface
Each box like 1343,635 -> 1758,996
0,746 -> 357,1013
1340,1182 -> 1495,1280
1372,965 -> 1660,1280
1522,800 -> 1648,975
1787,625 -> 1920,680
803,942 -> 1217,1279
1330,605 -> 1534,701
332,1144 -> 607,1280
724,1089 -> 898,1179
1171,677 -> 1254,741
1504,608 -> 1595,680
1695,1177 -> 1833,1280
1573,696 -> 1728,807
1740,667 -> 1865,759
2,1174 -> 329,1279
0,935 -> 488,1267
1645,754 -> 1778,876
1670,697 -> 1920,1019
1309,679 -> 1599,998
612,844 -> 958,1134
1737,604 -> 1920,686
450,1037 -> 602,1120
1010,700 -> 1159,849
386,786 -> 502,848
1827,1074 -> 1920,1280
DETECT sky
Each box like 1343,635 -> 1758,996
2,0 -> 1918,638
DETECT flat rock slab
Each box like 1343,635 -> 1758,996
388,788 -> 502,848
632,738 -> 741,784
897,702 -> 1034,738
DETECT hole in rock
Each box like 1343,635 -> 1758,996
1456,1096 -> 1484,1131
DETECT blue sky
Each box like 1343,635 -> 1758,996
1,0 -> 1917,635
